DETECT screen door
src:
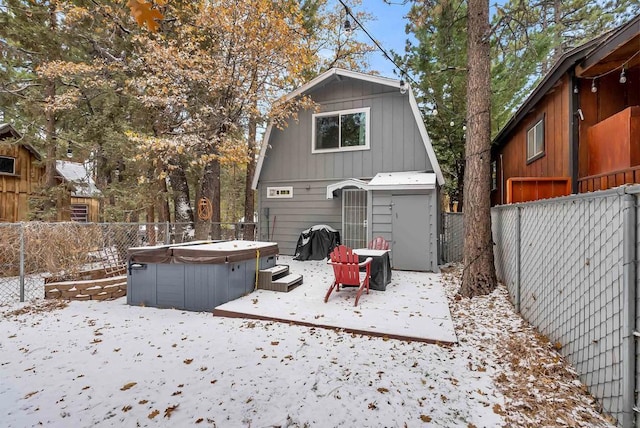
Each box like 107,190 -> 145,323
342,189 -> 368,249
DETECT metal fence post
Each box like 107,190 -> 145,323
19,222 -> 25,303
165,221 -> 170,244
621,193 -> 636,428
515,206 -> 521,313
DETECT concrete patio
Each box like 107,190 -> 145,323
213,256 -> 457,344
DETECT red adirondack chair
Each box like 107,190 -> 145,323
367,236 -> 390,250
324,245 -> 372,306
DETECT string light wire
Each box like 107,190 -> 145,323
336,0 -> 418,87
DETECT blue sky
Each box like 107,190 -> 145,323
355,1 -> 414,77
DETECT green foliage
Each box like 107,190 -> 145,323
403,0 -> 468,206
404,0 -> 639,205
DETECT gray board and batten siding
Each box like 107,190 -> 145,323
256,70 -> 442,271
258,78 -> 433,183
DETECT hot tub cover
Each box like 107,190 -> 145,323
128,240 -> 278,264
293,225 -> 341,261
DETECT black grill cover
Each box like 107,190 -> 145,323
293,225 -> 341,261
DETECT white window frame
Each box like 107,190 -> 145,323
312,107 -> 370,154
267,186 -> 293,199
526,116 -> 545,162
0,156 -> 16,175
491,161 -> 497,191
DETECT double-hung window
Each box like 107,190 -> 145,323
526,116 -> 545,162
312,107 -> 370,153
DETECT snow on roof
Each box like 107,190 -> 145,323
55,160 -> 101,198
368,171 -> 437,189
326,172 -> 437,199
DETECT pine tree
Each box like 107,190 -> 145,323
404,0 -> 469,209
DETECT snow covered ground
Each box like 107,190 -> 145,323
216,257 -> 457,343
0,263 -> 614,427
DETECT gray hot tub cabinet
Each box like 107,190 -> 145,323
127,240 -> 278,311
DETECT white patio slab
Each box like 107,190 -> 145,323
214,256 -> 457,344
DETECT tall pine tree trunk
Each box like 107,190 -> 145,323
460,0 -> 497,297
244,116 -> 257,240
42,2 -> 58,220
168,164 -> 193,243
195,158 -> 221,240
43,78 -> 58,220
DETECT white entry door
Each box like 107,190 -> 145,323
342,189 -> 368,249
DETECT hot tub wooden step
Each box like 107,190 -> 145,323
269,273 -> 303,292
262,264 -> 289,279
258,265 -> 290,289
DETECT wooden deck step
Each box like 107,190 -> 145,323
269,273 -> 303,292
257,265 -> 290,289
261,265 -> 289,278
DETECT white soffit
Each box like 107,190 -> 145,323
326,178 -> 370,199
367,171 -> 437,190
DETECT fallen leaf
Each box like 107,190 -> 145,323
164,404 -> 179,418
420,415 -> 432,422
148,409 -> 160,419
122,405 -> 132,412
377,387 -> 389,393
172,391 -> 182,396
139,399 -> 149,404
195,418 -> 204,424
183,359 -> 193,365
270,341 -> 279,346
120,382 -> 137,391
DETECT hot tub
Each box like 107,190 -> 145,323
127,240 -> 278,311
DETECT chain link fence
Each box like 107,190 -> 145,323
0,222 -> 257,305
442,212 -> 464,263
492,186 -> 640,427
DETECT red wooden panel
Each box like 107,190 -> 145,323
587,107 -> 638,175
506,177 -> 571,203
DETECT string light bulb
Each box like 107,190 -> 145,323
450,121 -> 455,127
432,108 -> 438,116
619,66 -> 627,84
399,79 -> 407,94
591,80 -> 597,93
343,6 -> 353,35
66,145 -> 73,158
573,84 -> 579,94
